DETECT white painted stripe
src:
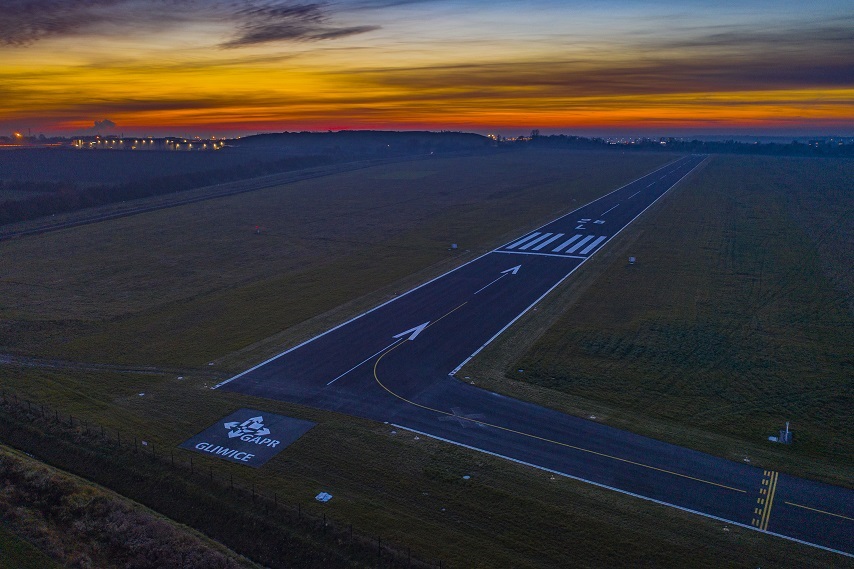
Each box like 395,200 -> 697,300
532,233 -> 564,251
566,235 -> 595,253
326,339 -> 403,386
519,232 -> 553,250
391,424 -> 852,559
505,232 -> 541,250
579,235 -> 607,255
473,274 -> 507,295
601,204 -> 619,216
628,191 -> 642,199
217,156 -> 699,390
494,250 -> 586,260
552,234 -> 582,252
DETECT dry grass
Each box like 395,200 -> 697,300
0,149 -> 671,367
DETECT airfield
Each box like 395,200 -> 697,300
218,154 -> 852,555
2,147 -> 852,568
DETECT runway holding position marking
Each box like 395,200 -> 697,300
217,155 -> 853,556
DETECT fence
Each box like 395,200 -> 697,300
0,389 -> 448,569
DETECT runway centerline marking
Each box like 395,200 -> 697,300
371,340 -> 745,494
426,301 -> 469,331
474,274 -> 508,295
326,339 -> 404,386
601,204 -> 620,216
784,502 -> 854,521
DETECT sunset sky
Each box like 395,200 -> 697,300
2,0 -> 852,137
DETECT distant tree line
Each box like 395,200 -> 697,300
524,134 -> 854,157
0,154 -> 334,226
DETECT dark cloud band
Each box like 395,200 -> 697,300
0,0 -> 378,47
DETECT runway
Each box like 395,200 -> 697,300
217,155 -> 853,556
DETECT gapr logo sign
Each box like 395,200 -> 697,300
224,416 -> 280,447
180,409 -> 315,468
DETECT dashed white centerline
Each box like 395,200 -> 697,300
601,204 -> 619,216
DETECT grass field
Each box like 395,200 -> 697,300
1,150 -> 850,567
464,155 -> 853,486
0,149 -> 671,368
0,523 -> 61,569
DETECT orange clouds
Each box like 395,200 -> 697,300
1,1 -> 852,135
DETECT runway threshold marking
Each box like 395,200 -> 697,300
784,501 -> 854,522
372,335 -> 745,494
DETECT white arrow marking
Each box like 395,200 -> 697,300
475,265 -> 522,294
393,321 -> 430,341
327,322 -> 429,386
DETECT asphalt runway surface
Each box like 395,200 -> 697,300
218,155 -> 853,556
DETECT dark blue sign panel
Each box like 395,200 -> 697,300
180,409 -> 315,468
